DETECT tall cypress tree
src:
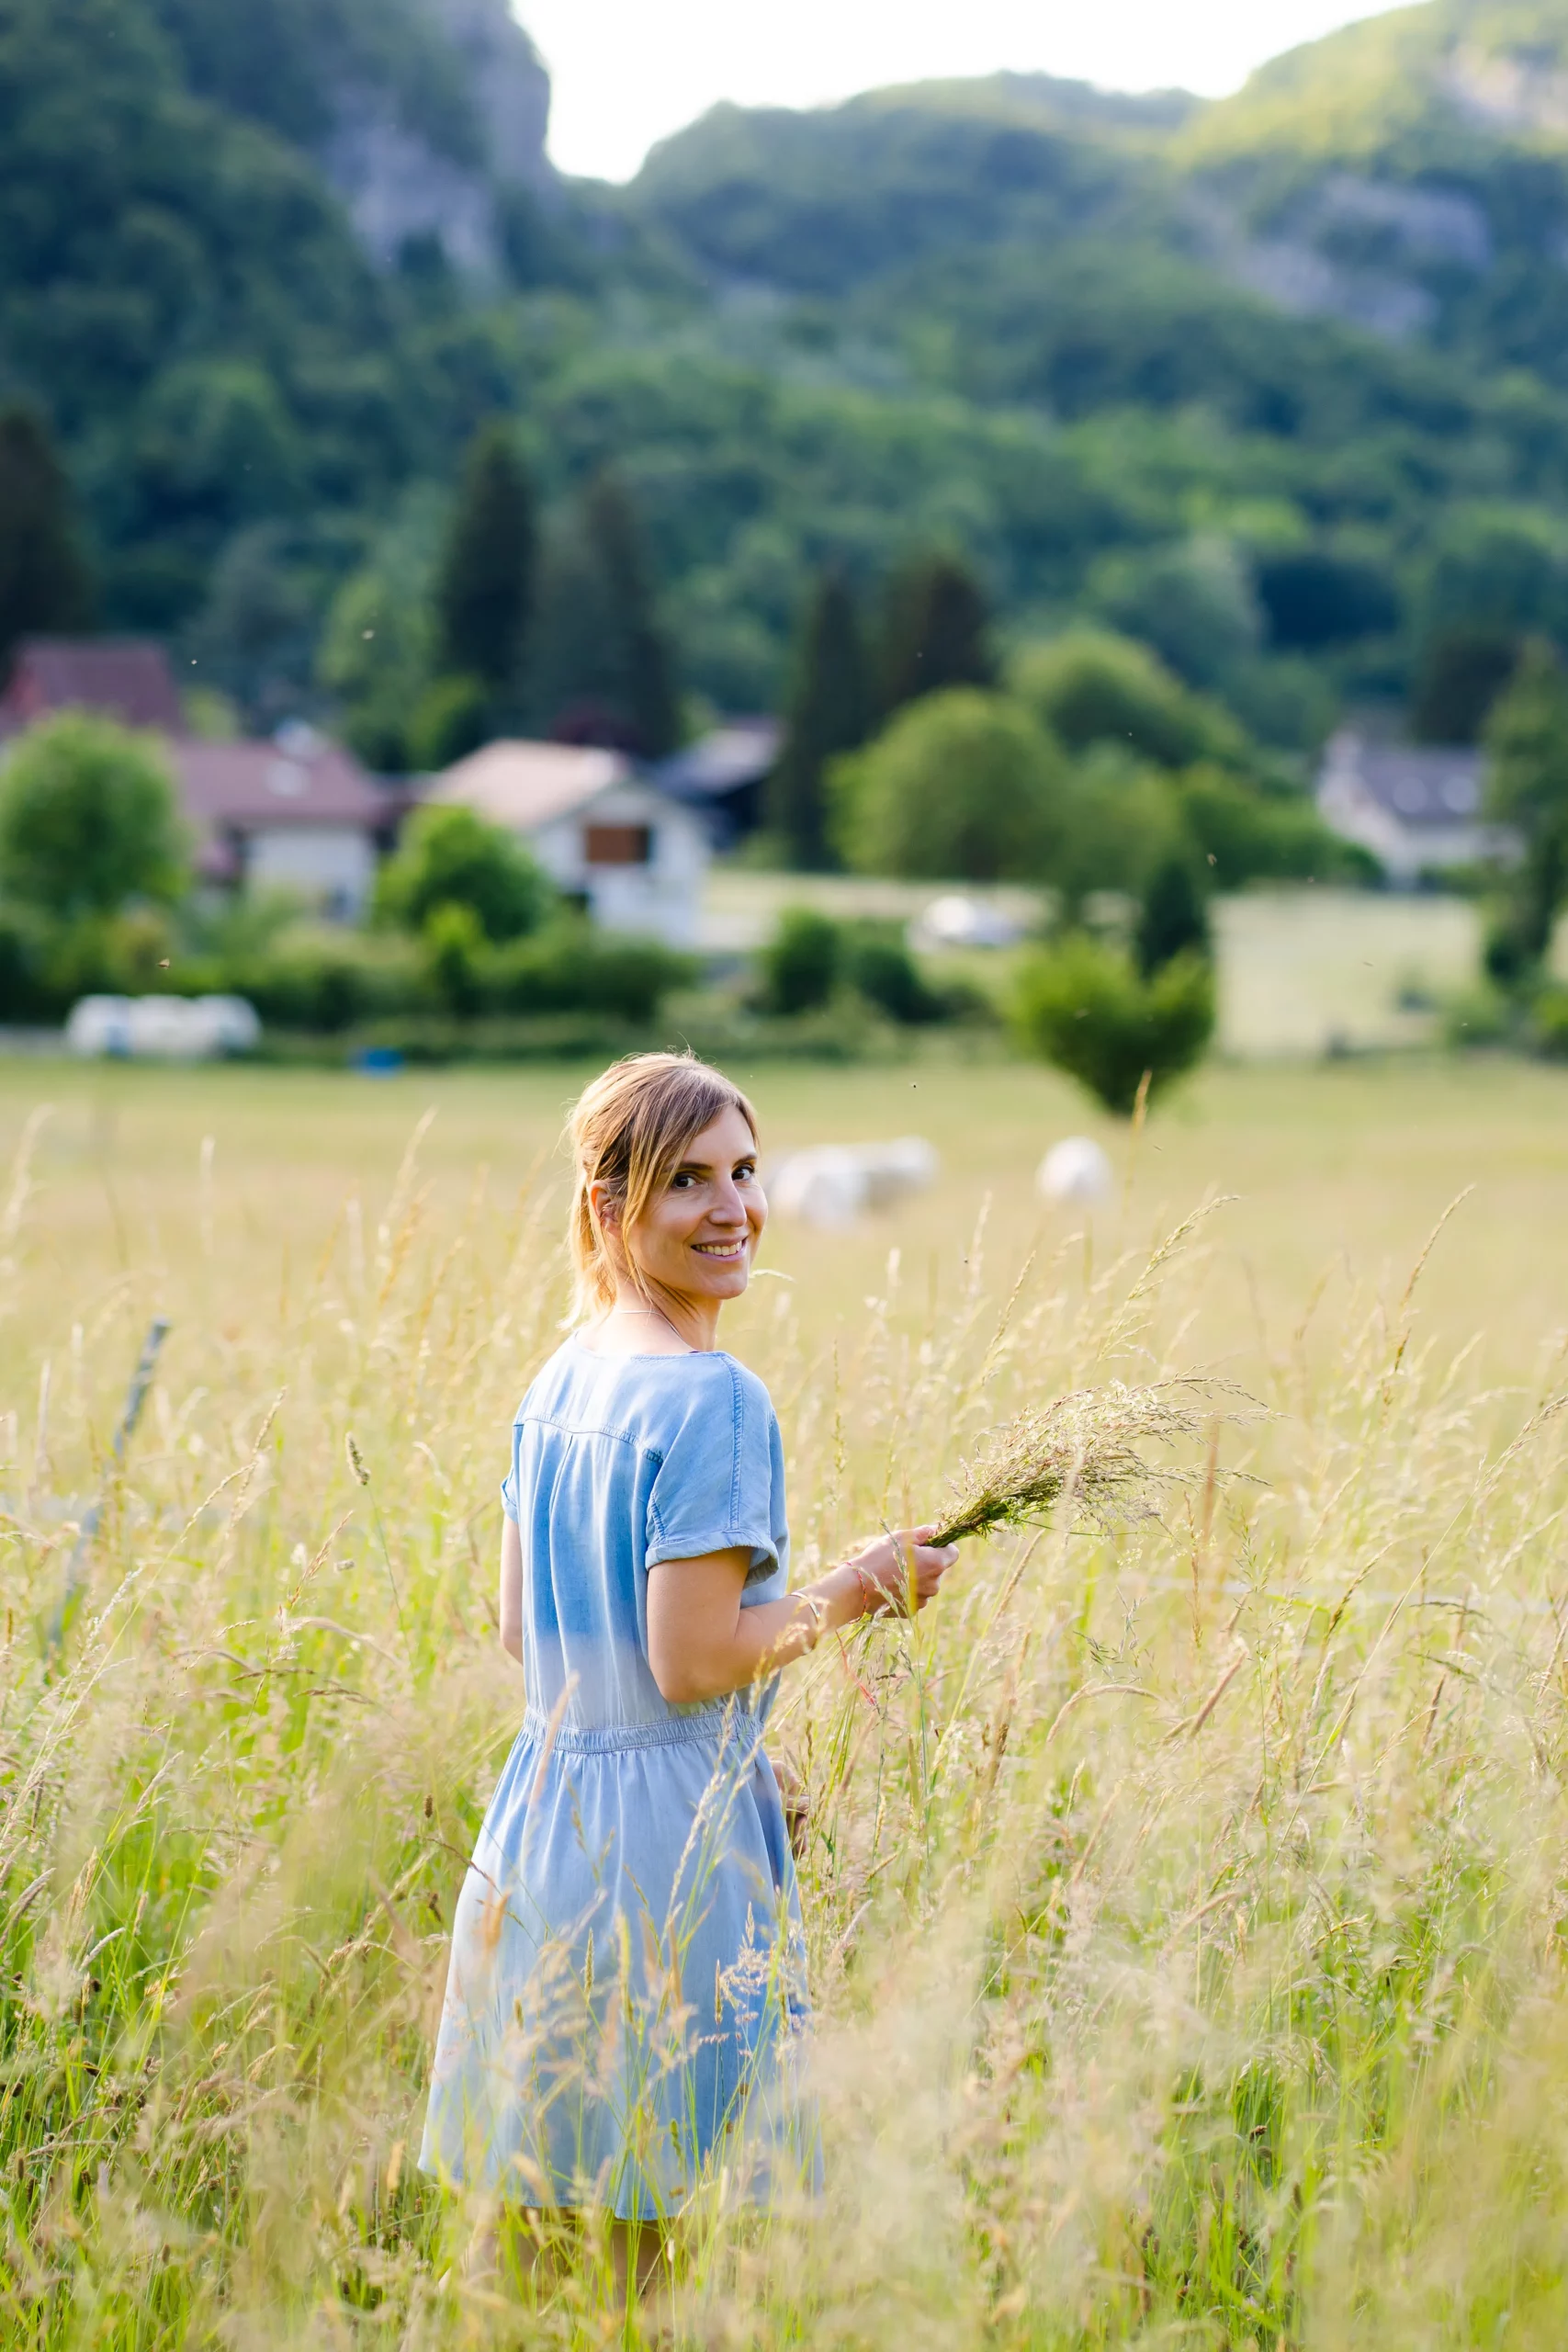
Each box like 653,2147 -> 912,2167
528,472 -> 679,756
0,408 -> 94,670
582,470 -> 680,759
877,549 -> 994,718
771,569 -> 869,869
434,420 -> 536,698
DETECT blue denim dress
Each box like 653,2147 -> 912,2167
420,1339 -> 812,2219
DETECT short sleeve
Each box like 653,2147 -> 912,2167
501,1456 -> 519,1522
645,1361 -> 780,1584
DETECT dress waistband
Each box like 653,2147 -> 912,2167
520,1706 -> 765,1756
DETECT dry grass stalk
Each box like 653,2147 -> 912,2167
929,1379 -> 1247,1547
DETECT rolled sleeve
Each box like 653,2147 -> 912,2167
644,1360 -> 778,1583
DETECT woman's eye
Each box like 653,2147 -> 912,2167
735,1163 -> 756,1182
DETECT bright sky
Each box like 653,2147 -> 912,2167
522,0 -> 1414,183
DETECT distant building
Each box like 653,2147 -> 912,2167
649,718 -> 779,851
174,727 -> 403,919
427,740 -> 708,944
0,639 -> 399,919
0,637 -> 184,737
1315,729 -> 1516,885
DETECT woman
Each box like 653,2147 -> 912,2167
420,1052 -> 957,2299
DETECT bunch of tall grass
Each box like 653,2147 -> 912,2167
4,1104 -> 1568,2346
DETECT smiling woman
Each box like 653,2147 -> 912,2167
419,1052 -> 958,2312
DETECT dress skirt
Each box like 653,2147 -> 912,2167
419,1701 -> 816,2220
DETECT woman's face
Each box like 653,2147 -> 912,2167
617,1105 -> 766,1308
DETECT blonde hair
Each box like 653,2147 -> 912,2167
566,1052 -> 759,1321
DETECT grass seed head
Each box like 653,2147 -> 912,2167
930,1379 -> 1247,1546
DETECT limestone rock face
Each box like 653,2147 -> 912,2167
320,0 -> 554,277
426,0 -> 553,191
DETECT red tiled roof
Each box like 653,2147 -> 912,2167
1,638 -> 184,733
171,737 -> 401,833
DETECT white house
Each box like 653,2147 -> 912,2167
173,724 -> 403,919
426,741 -> 709,945
1315,729 -> 1516,886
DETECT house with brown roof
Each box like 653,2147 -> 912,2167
0,638 -> 402,919
0,637 -> 185,737
172,725 -> 405,919
426,739 -> 708,944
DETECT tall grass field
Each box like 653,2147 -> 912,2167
4,1054 -> 1568,2346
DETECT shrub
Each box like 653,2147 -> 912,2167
843,924 -> 946,1023
1013,935 -> 1215,1114
0,905 -> 48,1019
229,934 -> 422,1032
756,907 -> 840,1014
40,907 -> 181,1003
1443,984 -> 1516,1049
1177,766 -> 1373,887
422,901 -> 488,1017
831,689 -> 1067,880
491,918 -> 691,1023
1528,985 -> 1568,1060
376,803 -> 553,943
0,714 -> 187,916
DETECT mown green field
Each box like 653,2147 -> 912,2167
4,1049 -> 1568,2346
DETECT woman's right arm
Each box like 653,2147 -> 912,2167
499,1516 -> 524,1664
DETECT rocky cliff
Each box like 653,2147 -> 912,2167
144,0 -> 555,277
319,0 -> 555,276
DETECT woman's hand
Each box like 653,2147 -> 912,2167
646,1525 -> 961,1706
844,1525 -> 958,1619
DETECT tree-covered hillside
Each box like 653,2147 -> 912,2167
11,0 -> 1568,752
1180,1 -> 1568,381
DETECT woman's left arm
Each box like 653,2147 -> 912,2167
647,1527 -> 955,1705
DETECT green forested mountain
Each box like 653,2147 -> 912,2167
11,0 -> 1568,749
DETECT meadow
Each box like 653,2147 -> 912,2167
4,1047 -> 1568,2346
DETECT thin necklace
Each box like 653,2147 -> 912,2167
604,1300 -> 693,1348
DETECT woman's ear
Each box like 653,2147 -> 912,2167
588,1180 -> 622,1238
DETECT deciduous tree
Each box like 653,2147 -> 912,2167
375,803 -> 553,942
831,689 -> 1065,882
0,714 -> 186,917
